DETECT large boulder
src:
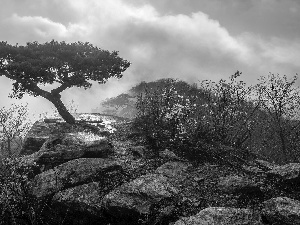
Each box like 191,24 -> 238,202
262,197 -> 300,225
53,182 -> 102,215
102,173 -> 179,219
174,207 -> 262,225
35,132 -> 113,169
30,158 -> 123,198
102,161 -> 191,223
21,113 -> 123,156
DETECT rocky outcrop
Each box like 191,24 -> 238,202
14,114 -> 300,225
173,207 -> 262,225
21,113 -> 126,156
262,197 -> 300,225
31,158 -> 123,198
36,132 -> 113,169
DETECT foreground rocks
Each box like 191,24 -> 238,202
267,163 -> 300,181
31,158 -> 123,198
262,197 -> 300,225
10,114 -> 300,224
174,207 -> 262,225
102,161 -> 191,223
218,175 -> 262,197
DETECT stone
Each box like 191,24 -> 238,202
21,114 -> 122,156
102,173 -> 179,221
30,158 -> 123,198
52,182 -> 103,216
21,120 -> 51,155
262,197 -> 300,225
174,207 -> 262,225
129,146 -> 147,158
35,132 -> 114,169
159,149 -> 182,161
155,161 -> 191,179
267,163 -> 300,182
255,159 -> 276,170
218,175 -> 261,195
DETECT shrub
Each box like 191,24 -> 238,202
0,104 -> 31,158
0,158 -> 40,225
197,71 -> 256,149
133,73 -> 258,162
133,79 -> 199,155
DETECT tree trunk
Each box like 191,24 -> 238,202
46,95 -> 76,124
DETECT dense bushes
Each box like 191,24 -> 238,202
133,79 -> 199,156
0,158 -> 41,225
133,72 -> 300,164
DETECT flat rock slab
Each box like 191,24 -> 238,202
53,182 -> 103,216
102,173 -> 179,219
36,133 -> 113,169
31,158 -> 123,198
262,197 -> 300,225
174,207 -> 262,225
102,161 -> 191,223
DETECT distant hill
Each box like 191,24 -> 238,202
92,78 -> 202,118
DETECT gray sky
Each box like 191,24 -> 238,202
0,0 -> 300,120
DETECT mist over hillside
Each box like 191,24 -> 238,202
92,78 -> 201,119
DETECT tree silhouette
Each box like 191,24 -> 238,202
0,40 -> 130,124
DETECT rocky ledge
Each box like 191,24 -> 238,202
8,114 -> 300,224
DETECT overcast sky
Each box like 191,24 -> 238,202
0,0 -> 300,120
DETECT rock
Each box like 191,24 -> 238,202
242,165 -> 264,174
21,114 -> 122,156
218,175 -> 262,195
174,207 -> 262,225
267,163 -> 300,182
102,173 -> 179,222
30,158 -> 123,198
102,161 -> 192,223
35,132 -> 113,169
129,146 -> 147,158
159,149 -> 182,161
52,182 -> 103,216
255,159 -> 276,170
21,120 -> 51,155
44,118 -> 63,123
262,197 -> 300,225
155,161 -> 191,179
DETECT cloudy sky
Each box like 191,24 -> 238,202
0,0 -> 300,120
